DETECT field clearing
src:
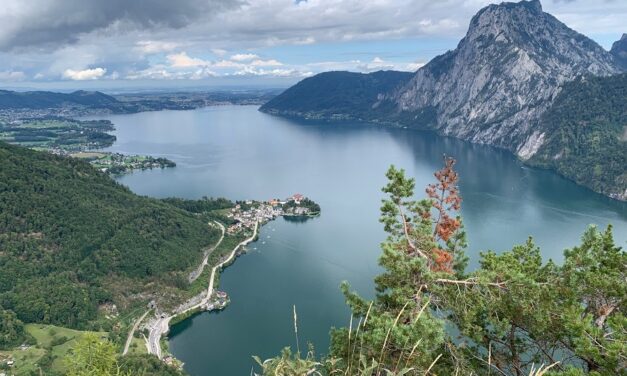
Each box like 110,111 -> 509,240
71,151 -> 108,159
0,324 -> 108,375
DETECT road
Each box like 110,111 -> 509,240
146,221 -> 258,360
206,221 -> 257,300
122,309 -> 151,355
189,221 -> 226,283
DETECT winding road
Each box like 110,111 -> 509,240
122,309 -> 151,355
147,221 -> 258,360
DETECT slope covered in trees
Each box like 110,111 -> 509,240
530,73 -> 627,200
0,142 -> 224,329
260,71 -> 412,120
0,90 -> 119,110
259,0 -> 625,201
258,159 -> 625,376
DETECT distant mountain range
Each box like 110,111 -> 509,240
0,90 -> 120,110
0,89 -> 277,115
261,0 -> 626,200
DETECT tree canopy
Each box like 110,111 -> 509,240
0,142 -> 226,330
258,158 -> 625,375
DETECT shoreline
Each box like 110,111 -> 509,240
146,221 -> 259,360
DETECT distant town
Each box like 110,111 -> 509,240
72,152 -> 176,175
227,194 -> 321,234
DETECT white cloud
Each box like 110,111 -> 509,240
405,61 -> 426,71
308,57 -> 423,73
249,59 -> 283,67
231,66 -> 312,78
136,40 -> 180,54
126,65 -> 216,80
211,48 -> 227,57
1,0 -> 626,84
166,52 -> 209,68
62,67 -> 106,80
230,53 -> 259,62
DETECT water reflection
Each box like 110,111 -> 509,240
93,105 -> 626,375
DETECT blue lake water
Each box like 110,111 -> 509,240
99,105 -> 626,375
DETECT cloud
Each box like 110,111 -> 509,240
231,66 -> 313,78
0,0 -> 626,85
62,67 -> 106,80
250,59 -> 283,67
309,57 -> 424,73
230,53 -> 259,61
136,40 -> 181,54
211,48 -> 228,57
357,57 -> 395,72
126,65 -> 216,80
167,52 -> 209,68
0,0 -> 242,51
0,70 -> 26,81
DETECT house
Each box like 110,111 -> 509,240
291,193 -> 304,204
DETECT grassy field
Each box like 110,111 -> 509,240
0,324 -> 108,375
17,119 -> 77,129
71,151 -> 108,159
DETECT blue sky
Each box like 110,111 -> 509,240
0,0 -> 624,91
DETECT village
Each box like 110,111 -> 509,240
226,193 -> 320,234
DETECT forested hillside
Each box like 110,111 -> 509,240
530,73 -> 627,200
258,160 -> 626,376
0,142 -> 223,329
260,71 -> 412,120
0,90 -> 119,110
259,0 -> 625,201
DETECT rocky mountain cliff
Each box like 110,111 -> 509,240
611,33 -> 627,70
388,0 -> 620,159
261,0 -> 626,200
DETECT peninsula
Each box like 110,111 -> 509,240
141,194 -> 321,365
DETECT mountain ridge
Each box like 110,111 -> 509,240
0,89 -> 120,110
260,0 -> 626,200
611,33 -> 627,70
389,0 -> 619,158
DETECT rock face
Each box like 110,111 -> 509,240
260,0 -> 626,200
610,33 -> 627,71
390,0 -> 621,159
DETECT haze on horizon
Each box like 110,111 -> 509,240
0,0 -> 625,91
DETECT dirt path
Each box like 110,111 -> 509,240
122,309 -> 151,355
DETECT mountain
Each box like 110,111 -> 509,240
261,0 -> 625,199
528,73 -> 627,200
260,71 -> 412,120
0,89 -> 120,110
610,33 -> 627,70
389,0 -> 620,157
0,142 -> 225,329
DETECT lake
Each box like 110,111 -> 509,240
101,105 -> 626,375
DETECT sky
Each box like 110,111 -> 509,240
0,0 -> 625,91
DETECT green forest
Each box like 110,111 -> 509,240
0,142 -> 227,333
256,159 -> 625,376
530,73 -> 627,199
0,118 -> 116,151
1,142 -> 624,375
